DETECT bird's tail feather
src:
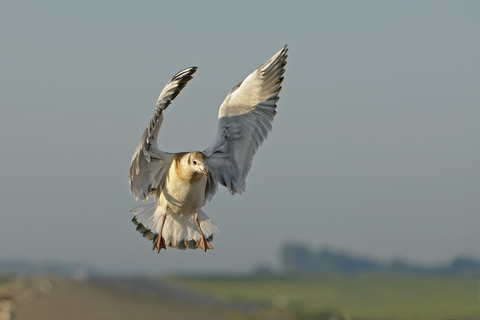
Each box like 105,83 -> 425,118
130,203 -> 219,250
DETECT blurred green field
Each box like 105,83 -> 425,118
171,274 -> 480,320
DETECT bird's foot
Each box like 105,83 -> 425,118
195,235 -> 213,252
153,235 -> 166,253
194,211 -> 213,252
152,214 -> 168,253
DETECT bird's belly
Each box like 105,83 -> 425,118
159,177 -> 207,215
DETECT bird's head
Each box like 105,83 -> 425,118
186,151 -> 207,176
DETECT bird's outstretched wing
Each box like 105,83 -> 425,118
203,46 -> 287,201
129,67 -> 197,201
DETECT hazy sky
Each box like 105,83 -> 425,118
1,1 -> 479,274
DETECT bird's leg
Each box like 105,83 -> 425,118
194,212 -> 213,252
152,214 -> 167,253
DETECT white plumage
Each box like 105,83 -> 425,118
129,46 -> 288,252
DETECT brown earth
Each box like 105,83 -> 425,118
0,276 -> 291,320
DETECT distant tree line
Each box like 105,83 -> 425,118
281,243 -> 480,275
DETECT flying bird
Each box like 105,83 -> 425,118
129,45 -> 287,252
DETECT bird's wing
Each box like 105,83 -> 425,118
129,67 -> 197,201
203,46 -> 287,201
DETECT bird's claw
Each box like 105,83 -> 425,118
195,236 -> 213,252
153,235 -> 166,253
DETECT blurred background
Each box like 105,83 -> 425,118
1,1 -> 479,319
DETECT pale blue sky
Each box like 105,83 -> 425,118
1,1 -> 479,274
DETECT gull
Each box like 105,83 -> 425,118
129,45 -> 287,252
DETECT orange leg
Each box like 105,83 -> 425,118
152,214 -> 167,253
194,212 -> 213,252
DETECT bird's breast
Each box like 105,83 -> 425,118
159,171 -> 207,215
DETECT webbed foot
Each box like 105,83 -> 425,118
194,212 -> 213,252
152,235 -> 166,253
152,214 -> 167,253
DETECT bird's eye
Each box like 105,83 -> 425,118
193,160 -> 197,165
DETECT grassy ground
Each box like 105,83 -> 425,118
171,274 -> 480,320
